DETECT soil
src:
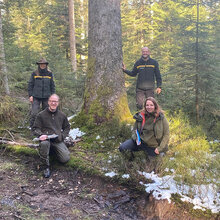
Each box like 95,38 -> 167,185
0,147 -> 146,220
0,147 -> 217,220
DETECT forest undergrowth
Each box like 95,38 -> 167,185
0,96 -> 219,218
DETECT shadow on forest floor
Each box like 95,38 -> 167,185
0,147 -> 146,220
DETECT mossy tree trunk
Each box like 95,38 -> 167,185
83,0 -> 131,124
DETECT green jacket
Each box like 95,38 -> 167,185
33,107 -> 70,143
132,111 -> 169,151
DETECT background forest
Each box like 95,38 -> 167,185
0,0 -> 220,217
0,0 -> 220,137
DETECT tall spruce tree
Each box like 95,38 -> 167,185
82,0 -> 131,124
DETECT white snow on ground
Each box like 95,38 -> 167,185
138,171 -> 220,214
122,174 -> 130,179
67,115 -> 85,140
68,115 -> 220,214
105,171 -> 117,177
103,169 -> 219,213
68,128 -> 85,140
96,135 -> 100,140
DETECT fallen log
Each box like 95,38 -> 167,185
0,138 -> 39,148
0,137 -> 82,148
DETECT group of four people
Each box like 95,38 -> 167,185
28,47 -> 169,178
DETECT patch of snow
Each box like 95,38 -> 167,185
105,171 -> 117,177
138,171 -> 220,213
164,168 -> 169,172
101,167 -> 108,171
122,174 -> 130,179
69,128 -> 85,140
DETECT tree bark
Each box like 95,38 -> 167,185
68,0 -> 77,72
195,0 -> 199,123
83,0 -> 131,124
0,9 -> 10,95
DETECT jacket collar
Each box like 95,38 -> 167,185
46,107 -> 58,114
134,111 -> 164,121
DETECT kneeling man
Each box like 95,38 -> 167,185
33,94 -> 70,178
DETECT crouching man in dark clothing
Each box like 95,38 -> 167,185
32,94 -> 70,178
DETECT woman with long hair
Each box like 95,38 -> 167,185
119,97 -> 169,166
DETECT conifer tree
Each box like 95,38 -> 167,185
82,0 -> 131,124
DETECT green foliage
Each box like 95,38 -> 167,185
121,0 -> 220,139
161,112 -> 219,187
0,96 -> 28,127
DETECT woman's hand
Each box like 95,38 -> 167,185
155,148 -> 159,155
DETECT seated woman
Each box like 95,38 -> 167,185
119,97 -> 169,165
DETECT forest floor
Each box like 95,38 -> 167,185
0,147 -> 147,220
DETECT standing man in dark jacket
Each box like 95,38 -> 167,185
32,94 -> 70,178
28,58 -> 55,128
122,47 -> 162,110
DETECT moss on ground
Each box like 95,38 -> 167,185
1,111 -> 219,219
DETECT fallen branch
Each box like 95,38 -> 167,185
0,137 -> 82,149
0,138 -> 38,148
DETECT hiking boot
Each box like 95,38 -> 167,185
43,167 -> 51,178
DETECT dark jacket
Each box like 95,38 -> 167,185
132,111 -> 169,151
32,108 -> 70,143
28,69 -> 55,99
124,56 -> 162,90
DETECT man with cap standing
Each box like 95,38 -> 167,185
28,58 -> 55,129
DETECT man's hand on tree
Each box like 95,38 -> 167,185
29,96 -> 33,103
156,88 -> 161,94
122,62 -> 126,71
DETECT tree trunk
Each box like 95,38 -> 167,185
0,9 -> 10,95
83,0 -> 131,124
195,0 -> 199,123
68,0 -> 77,72
79,0 -> 87,71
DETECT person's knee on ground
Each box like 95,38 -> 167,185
119,139 -> 137,161
52,142 -> 70,164
58,152 -> 70,164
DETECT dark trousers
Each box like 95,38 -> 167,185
30,97 -> 48,128
119,139 -> 157,157
136,88 -> 154,110
39,141 -> 70,166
